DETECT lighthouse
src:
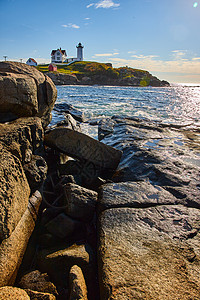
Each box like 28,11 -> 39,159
76,42 -> 84,61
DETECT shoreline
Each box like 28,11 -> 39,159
0,61 -> 200,300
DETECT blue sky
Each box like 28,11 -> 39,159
0,0 -> 200,83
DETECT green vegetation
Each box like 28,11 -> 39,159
140,75 -> 151,87
37,61 -> 150,81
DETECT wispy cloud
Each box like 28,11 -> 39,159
192,57 -> 200,61
94,52 -> 119,57
108,55 -> 200,83
62,23 -> 80,29
87,3 -> 95,8
87,0 -> 120,9
171,50 -> 188,60
84,17 -> 91,20
131,54 -> 159,59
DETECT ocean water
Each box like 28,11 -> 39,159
52,84 -> 200,127
50,84 -> 200,169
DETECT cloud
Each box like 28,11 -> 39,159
109,56 -> 200,78
62,23 -> 80,29
84,17 -> 91,20
94,52 -> 119,57
131,54 -> 159,59
87,3 -> 94,8
171,50 -> 188,60
87,0 -> 120,9
100,51 -> 200,82
192,57 -> 200,61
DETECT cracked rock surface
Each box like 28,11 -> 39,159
97,116 -> 200,300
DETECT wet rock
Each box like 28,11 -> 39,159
47,113 -> 81,132
69,265 -> 88,300
0,190 -> 42,287
25,289 -> 56,300
44,128 -> 122,173
102,117 -> 200,208
98,205 -> 200,299
54,103 -> 85,123
98,181 -> 179,211
24,155 -> 48,192
0,62 -> 57,127
18,270 -> 58,296
63,183 -> 98,222
0,286 -> 30,299
98,118 -> 116,141
0,143 -> 30,241
37,243 -> 97,300
65,113 -> 81,130
0,117 -> 44,164
45,213 -> 82,239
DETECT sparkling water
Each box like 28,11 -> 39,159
52,84 -> 200,127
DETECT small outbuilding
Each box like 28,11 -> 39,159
26,58 -> 37,66
48,63 -> 57,72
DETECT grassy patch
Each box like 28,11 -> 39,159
37,61 -> 152,82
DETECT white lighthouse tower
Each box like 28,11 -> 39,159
76,42 -> 84,61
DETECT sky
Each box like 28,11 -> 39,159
0,0 -> 200,83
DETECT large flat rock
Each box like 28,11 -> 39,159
102,117 -> 200,208
98,205 -> 200,299
98,181 -> 179,211
44,128 -> 122,172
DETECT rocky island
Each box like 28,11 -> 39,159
0,61 -> 199,300
37,61 -> 170,87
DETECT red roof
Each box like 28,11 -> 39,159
51,48 -> 67,56
49,63 -> 57,67
29,58 -> 37,63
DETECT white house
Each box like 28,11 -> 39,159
26,58 -> 37,66
51,48 -> 67,63
51,43 -> 84,64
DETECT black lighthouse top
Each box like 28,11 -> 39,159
77,42 -> 84,48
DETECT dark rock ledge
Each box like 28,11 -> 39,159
0,61 -> 199,300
